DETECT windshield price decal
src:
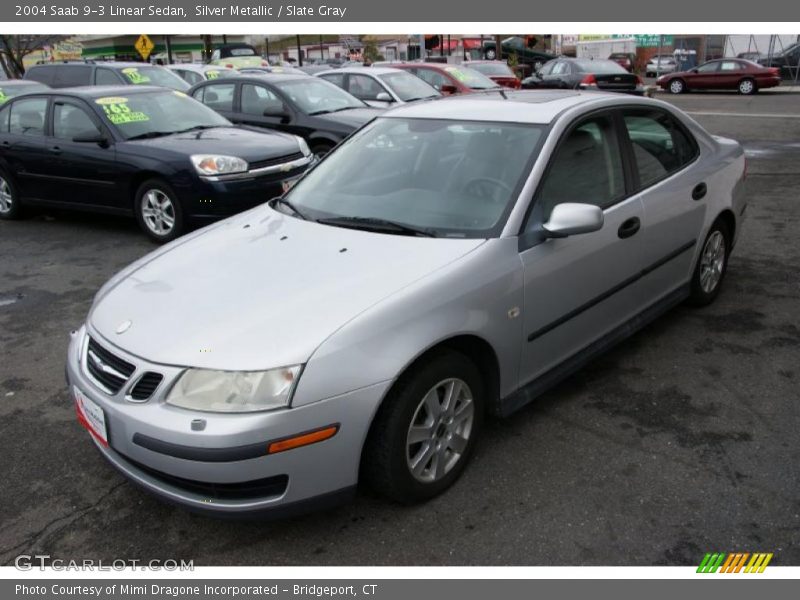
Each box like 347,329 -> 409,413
0,89 -> 7,103
95,97 -> 149,125
121,67 -> 151,84
444,66 -> 469,81
206,71 -> 220,79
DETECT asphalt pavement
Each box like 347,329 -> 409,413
0,92 -> 798,566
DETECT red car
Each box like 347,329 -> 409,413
608,52 -> 636,73
658,59 -> 781,95
389,63 -> 500,95
464,60 -> 521,89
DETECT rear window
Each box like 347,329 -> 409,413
54,65 -> 92,87
469,62 -> 515,77
573,60 -> 628,74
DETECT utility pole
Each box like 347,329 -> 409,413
164,35 -> 173,64
319,35 -> 324,60
296,34 -> 303,66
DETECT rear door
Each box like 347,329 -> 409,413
44,98 -> 119,208
619,106 -> 706,300
519,110 -> 645,387
717,60 -> 744,89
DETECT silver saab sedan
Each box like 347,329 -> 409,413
66,90 -> 746,517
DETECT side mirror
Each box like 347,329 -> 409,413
543,203 -> 603,238
439,84 -> 458,94
263,106 -> 290,122
72,131 -> 109,147
375,91 -> 393,102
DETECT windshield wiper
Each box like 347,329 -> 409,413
269,197 -> 308,220
308,108 -> 332,116
316,216 -> 436,237
175,125 -> 220,134
126,130 -> 177,141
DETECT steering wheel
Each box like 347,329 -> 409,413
463,177 -> 513,203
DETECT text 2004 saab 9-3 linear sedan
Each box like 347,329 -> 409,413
66,90 -> 746,517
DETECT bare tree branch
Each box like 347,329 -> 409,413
0,35 -> 67,77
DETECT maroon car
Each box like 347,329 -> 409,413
658,59 -> 781,95
389,63 -> 500,95
608,52 -> 636,72
465,60 -> 521,89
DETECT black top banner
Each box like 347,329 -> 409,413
3,0 -> 800,22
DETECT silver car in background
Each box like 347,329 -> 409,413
316,67 -> 441,108
66,90 -> 746,517
645,55 -> 678,77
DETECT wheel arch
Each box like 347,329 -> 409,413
129,171 -> 167,207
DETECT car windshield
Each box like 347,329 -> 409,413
574,59 -> 628,74
272,77 -> 365,114
204,69 -> 238,79
284,117 -> 545,238
226,47 -> 257,57
95,90 -> 230,140
441,65 -> 500,89
118,66 -> 190,91
469,62 -> 515,76
378,71 -> 439,101
0,83 -> 48,103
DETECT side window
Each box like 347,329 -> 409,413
95,68 -> 122,85
241,84 -> 283,115
538,61 -> 554,75
622,109 -> 698,188
536,115 -> 625,221
551,62 -> 569,75
720,61 -> 742,72
195,83 -> 235,111
53,103 -> 102,140
320,73 -> 344,88
348,74 -> 385,100
54,66 -> 92,87
9,97 -> 48,136
415,69 -> 448,90
0,104 -> 10,133
183,71 -> 203,85
696,62 -> 719,73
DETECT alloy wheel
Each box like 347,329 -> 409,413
739,79 -> 754,94
0,177 -> 13,214
141,189 -> 176,236
670,79 -> 684,94
699,230 -> 726,294
406,378 -> 475,484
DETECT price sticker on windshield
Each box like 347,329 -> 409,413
95,97 -> 150,125
121,67 -> 151,84
0,89 -> 7,104
444,66 -> 469,81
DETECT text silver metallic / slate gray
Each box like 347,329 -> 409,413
66,90 -> 746,517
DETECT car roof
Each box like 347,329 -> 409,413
46,85 -> 169,98
31,61 -> 160,70
169,64 -> 234,72
200,74 -> 308,85
382,90 -> 652,125
318,67 -> 406,76
0,79 -> 46,86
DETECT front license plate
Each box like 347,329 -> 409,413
74,386 -> 108,446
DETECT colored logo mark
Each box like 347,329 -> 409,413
697,552 -> 773,573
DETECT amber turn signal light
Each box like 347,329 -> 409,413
267,424 -> 339,454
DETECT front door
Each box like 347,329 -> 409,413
518,111 -> 645,387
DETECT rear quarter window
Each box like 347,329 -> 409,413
25,66 -> 57,85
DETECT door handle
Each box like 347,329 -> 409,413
618,217 -> 641,239
692,182 -> 707,201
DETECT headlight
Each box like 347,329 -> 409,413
296,137 -> 311,157
166,366 -> 301,413
191,154 -> 248,176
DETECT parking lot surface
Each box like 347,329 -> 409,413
1,92 -> 798,566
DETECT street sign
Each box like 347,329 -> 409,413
135,34 -> 155,60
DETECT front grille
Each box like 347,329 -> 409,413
248,152 -> 303,171
124,454 -> 288,500
85,337 -> 135,394
129,372 -> 163,401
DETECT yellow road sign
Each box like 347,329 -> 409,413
135,34 -> 155,60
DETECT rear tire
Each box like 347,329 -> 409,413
362,350 -> 484,504
738,78 -> 757,95
0,168 -> 22,220
668,78 -> 685,94
134,179 -> 185,244
688,219 -> 731,306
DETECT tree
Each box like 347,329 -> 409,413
361,36 -> 384,63
0,35 -> 66,78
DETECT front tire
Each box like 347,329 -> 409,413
688,219 -> 731,306
134,179 -> 185,244
0,169 -> 22,220
362,350 -> 484,504
738,78 -> 757,95
668,78 -> 685,94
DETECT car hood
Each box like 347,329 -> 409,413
89,208 -> 484,370
125,126 -> 301,162
313,107 -> 383,129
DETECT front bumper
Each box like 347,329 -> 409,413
66,325 -> 389,517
